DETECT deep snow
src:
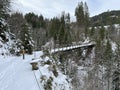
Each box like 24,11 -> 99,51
0,51 -> 71,90
0,52 -> 42,90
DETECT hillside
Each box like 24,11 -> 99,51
90,10 -> 120,26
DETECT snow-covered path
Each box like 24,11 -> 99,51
0,52 -> 42,90
0,50 -> 71,90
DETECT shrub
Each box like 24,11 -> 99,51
40,75 -> 46,83
52,65 -> 58,77
44,77 -> 52,90
44,60 -> 52,65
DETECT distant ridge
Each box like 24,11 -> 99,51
90,10 -> 120,26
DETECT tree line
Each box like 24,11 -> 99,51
5,1 -> 90,54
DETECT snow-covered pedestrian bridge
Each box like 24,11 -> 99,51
50,42 -> 96,54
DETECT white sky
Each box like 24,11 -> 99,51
11,0 -> 120,21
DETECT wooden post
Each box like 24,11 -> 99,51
22,49 -> 25,60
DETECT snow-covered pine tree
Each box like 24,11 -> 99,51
20,23 -> 34,54
0,18 -> 9,43
0,0 -> 10,42
0,0 -> 10,18
0,0 -> 20,55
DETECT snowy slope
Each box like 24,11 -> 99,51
0,51 -> 70,90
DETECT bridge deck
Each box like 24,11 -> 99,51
50,42 -> 96,53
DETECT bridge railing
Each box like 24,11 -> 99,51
50,42 -> 96,54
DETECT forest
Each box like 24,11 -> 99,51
0,0 -> 120,90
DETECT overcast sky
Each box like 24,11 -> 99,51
11,0 -> 120,21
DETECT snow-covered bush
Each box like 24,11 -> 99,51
44,77 -> 53,90
52,65 -> 58,77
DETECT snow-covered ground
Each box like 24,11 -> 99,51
0,51 -> 70,90
0,52 -> 41,90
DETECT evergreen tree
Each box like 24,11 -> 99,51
0,0 -> 10,18
75,2 -> 84,26
99,26 -> 105,40
20,23 -> 34,54
0,0 -> 11,42
115,43 -> 120,70
49,17 -> 61,41
66,13 -> 71,43
84,2 -> 89,37
39,15 -> 46,28
58,14 -> 65,45
89,26 -> 95,38
103,40 -> 113,90
8,12 -> 26,39
112,43 -> 120,90
25,13 -> 45,28
59,25 -> 65,45
104,40 -> 113,65
65,13 -> 70,24
75,2 -> 89,38
84,2 -> 89,27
